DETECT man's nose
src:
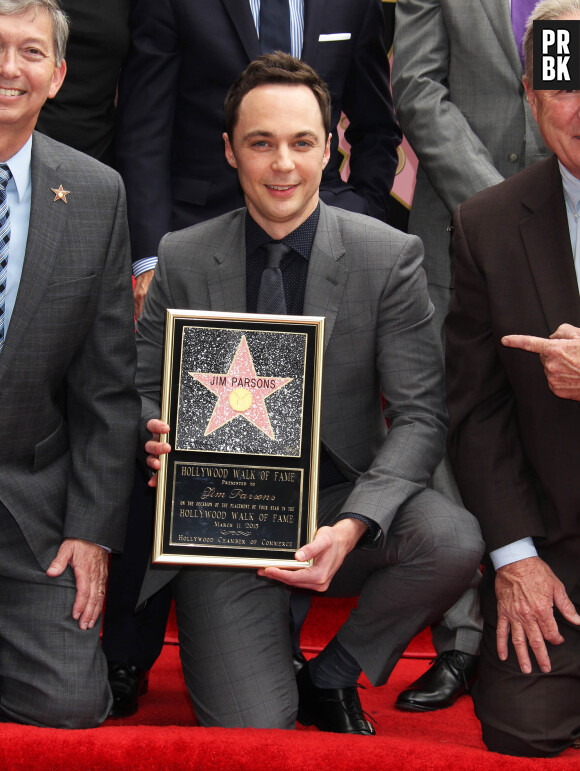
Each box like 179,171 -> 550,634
0,47 -> 22,78
273,145 -> 295,172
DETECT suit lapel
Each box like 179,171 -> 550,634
520,157 -> 580,331
481,0 -> 523,79
207,210 -> 248,313
221,0 -> 260,62
301,0 -> 326,63
0,133 -> 68,373
304,202 -> 348,348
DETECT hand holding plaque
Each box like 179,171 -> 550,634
258,517 -> 368,591
145,418 -> 171,485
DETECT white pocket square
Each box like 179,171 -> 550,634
318,32 -> 351,42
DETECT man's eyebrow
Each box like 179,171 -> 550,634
0,36 -> 52,52
241,129 -> 319,141
241,130 -> 275,141
20,36 -> 51,47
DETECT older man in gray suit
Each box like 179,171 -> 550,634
390,0 -> 548,711
0,0 -> 139,728
139,52 -> 483,733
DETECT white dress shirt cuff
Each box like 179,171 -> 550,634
133,255 -> 158,277
490,537 -> 538,570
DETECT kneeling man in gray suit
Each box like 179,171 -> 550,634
0,0 -> 139,727
138,52 -> 484,732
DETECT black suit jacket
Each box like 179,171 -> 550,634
35,0 -> 131,166
445,156 -> 580,604
115,0 -> 400,263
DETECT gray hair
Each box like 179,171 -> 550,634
0,0 -> 69,65
523,0 -> 580,84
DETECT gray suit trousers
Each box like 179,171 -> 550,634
428,282 -> 483,656
0,503 -> 112,728
172,484 -> 483,728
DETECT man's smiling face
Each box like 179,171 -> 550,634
223,83 -> 330,239
0,8 -> 65,155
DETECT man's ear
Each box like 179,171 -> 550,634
223,132 -> 237,169
322,133 -> 331,168
523,75 -> 538,120
48,59 -> 67,99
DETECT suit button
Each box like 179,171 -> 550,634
508,152 -> 519,163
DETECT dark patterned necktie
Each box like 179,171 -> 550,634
0,164 -> 12,354
257,242 -> 291,314
259,0 -> 291,54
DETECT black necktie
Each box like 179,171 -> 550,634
257,242 -> 291,314
259,0 -> 291,54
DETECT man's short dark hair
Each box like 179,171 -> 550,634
224,51 -> 332,140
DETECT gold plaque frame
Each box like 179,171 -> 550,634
153,310 -> 324,568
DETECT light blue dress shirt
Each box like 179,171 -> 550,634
3,136 -> 32,336
560,160 -> 580,293
491,161 -> 580,570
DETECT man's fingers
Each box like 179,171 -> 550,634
553,584 -> 580,626
258,529 -> 335,591
258,564 -> 329,591
46,542 -> 73,577
496,615 -> 510,661
549,323 -> 580,340
76,582 -> 107,631
525,622 -> 553,673
146,418 -> 170,436
49,539 -> 109,629
259,565 -> 309,587
145,419 -> 171,483
144,440 -> 171,457
72,572 -> 91,627
509,620 -> 535,674
501,334 -> 549,355
294,531 -> 331,563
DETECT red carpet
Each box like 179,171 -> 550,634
1,598 -> 578,769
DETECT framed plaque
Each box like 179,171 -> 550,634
153,310 -> 325,568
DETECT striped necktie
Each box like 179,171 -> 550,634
0,164 -> 12,354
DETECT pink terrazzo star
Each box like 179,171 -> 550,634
189,335 -> 292,439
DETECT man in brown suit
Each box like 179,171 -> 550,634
445,0 -> 580,758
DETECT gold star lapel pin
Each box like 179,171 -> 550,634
51,184 -> 70,203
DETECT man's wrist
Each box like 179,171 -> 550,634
333,512 -> 381,548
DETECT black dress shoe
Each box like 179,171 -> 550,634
292,651 -> 308,675
296,663 -> 375,735
107,662 -> 149,718
395,650 -> 478,712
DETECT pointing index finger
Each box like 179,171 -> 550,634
501,334 -> 550,356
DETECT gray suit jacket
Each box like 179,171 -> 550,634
136,201 -> 446,598
0,132 -> 140,569
391,0 -> 548,291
